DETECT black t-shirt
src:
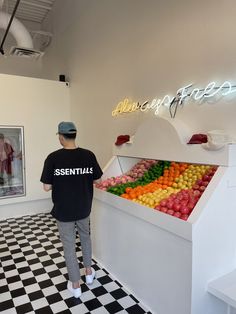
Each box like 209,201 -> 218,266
40,147 -> 103,222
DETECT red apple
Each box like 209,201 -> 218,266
202,175 -> 210,181
160,200 -> 167,207
180,200 -> 188,207
173,211 -> 181,218
193,184 -> 200,190
181,214 -> 189,221
167,209 -> 174,216
196,179 -> 203,186
160,207 -> 168,213
182,194 -> 189,200
187,202 -> 195,211
173,203 -> 181,212
166,201 -> 174,209
169,193 -> 177,199
180,206 -> 191,215
176,194 -> 183,201
193,190 -> 201,197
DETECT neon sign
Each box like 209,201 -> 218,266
112,81 -> 236,118
112,99 -> 140,116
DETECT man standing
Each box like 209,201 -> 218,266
40,122 -> 103,298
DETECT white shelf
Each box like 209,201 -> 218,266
113,117 -> 236,166
208,270 -> 236,309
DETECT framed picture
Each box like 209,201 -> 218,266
0,126 -> 25,199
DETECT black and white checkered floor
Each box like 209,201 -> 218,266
0,213 -> 151,314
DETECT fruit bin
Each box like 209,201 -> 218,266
91,117 -> 236,314
95,158 -> 218,222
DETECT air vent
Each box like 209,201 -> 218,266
9,46 -> 44,59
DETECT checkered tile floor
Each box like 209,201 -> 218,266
0,213 -> 151,314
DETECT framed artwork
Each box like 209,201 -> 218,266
0,126 -> 25,199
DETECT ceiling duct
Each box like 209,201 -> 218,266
0,11 -> 33,48
0,11 -> 43,58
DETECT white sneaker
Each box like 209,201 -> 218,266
67,281 -> 82,298
85,267 -> 95,285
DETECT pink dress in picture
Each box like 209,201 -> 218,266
0,142 -> 14,176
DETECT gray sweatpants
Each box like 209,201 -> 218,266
57,216 -> 92,282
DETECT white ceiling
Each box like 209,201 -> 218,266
1,0 -> 55,24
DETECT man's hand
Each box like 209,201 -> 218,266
43,184 -> 52,192
93,178 -> 101,184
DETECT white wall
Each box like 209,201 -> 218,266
2,0 -> 236,169
0,74 -> 70,219
41,0 -> 236,167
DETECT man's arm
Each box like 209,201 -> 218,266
94,178 -> 101,184
43,184 -> 52,192
41,155 -> 53,192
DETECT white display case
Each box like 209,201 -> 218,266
91,117 -> 236,314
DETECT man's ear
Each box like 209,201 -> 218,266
59,134 -> 64,141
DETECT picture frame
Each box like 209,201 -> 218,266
0,126 -> 25,199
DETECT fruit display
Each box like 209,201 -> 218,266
95,159 -> 218,221
95,159 -> 158,191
